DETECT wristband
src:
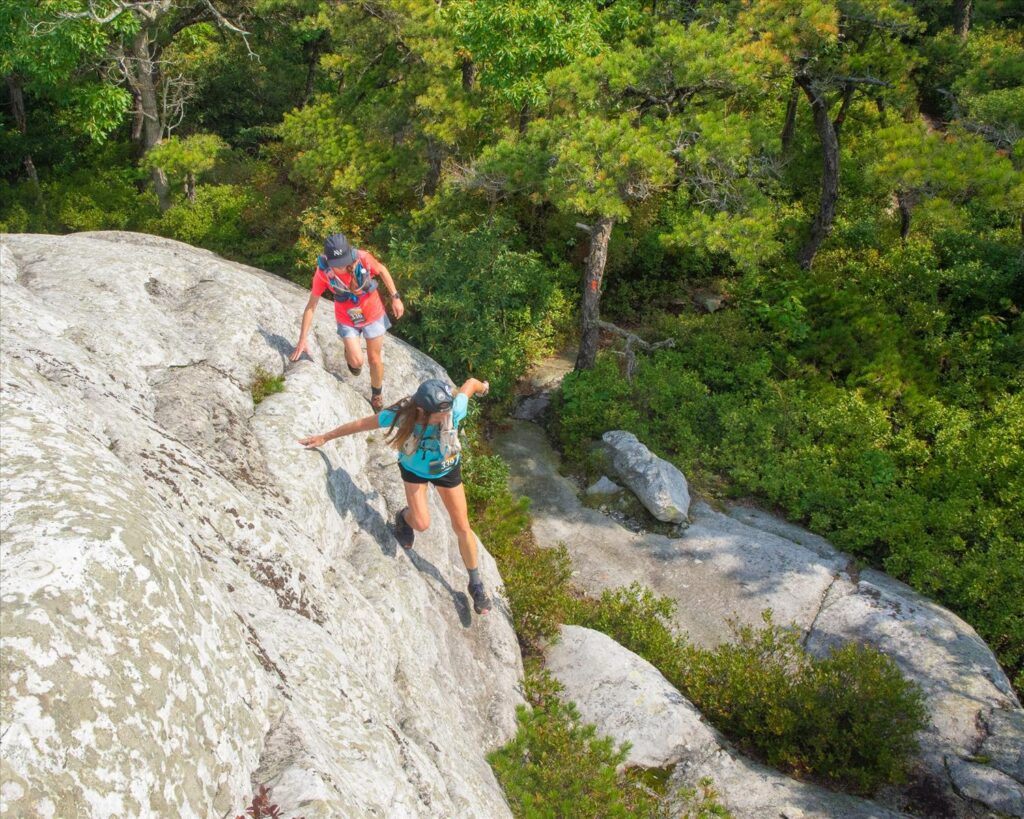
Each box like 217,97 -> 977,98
391,292 -> 402,300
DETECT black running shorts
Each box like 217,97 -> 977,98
398,461 -> 463,488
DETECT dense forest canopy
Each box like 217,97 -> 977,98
2,0 -> 1022,690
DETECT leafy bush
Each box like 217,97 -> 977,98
679,613 -> 928,794
387,218 -> 572,400
577,587 -> 927,794
489,662 -> 660,819
555,222 -> 1024,690
463,428 -> 576,652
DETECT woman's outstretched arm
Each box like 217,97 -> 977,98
298,413 -> 380,448
458,378 -> 490,399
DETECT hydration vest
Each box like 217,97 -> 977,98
317,253 -> 378,303
401,412 -> 463,474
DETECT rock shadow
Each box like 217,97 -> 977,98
308,449 -> 472,627
406,546 -> 473,629
258,327 -> 297,362
309,449 -> 393,557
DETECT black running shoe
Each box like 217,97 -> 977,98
468,581 -> 491,615
395,507 -> 415,549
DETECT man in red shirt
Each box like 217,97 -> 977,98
291,233 -> 404,410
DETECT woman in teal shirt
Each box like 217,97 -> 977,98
299,377 -> 493,616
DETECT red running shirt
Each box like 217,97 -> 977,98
310,249 -> 386,327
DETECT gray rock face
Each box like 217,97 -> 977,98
601,430 -> 690,523
548,626 -> 907,818
671,748 -> 910,819
0,232 -> 522,818
585,476 -> 622,496
547,626 -> 718,768
495,420 -> 1024,818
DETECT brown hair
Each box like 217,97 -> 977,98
383,397 -> 429,452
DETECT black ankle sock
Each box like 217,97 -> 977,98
371,385 -> 382,396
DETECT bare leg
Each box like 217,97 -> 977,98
342,335 -> 364,372
366,334 -> 385,391
436,483 -> 479,570
403,481 -> 431,531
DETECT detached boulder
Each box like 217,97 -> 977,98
546,626 -> 717,769
602,431 -> 690,523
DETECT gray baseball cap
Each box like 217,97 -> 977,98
323,233 -> 358,269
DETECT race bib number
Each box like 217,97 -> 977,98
346,306 -> 367,326
429,454 -> 459,474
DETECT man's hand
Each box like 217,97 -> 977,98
290,338 -> 309,362
298,433 -> 327,448
391,297 -> 405,320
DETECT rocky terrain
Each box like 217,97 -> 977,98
1,232 -> 523,818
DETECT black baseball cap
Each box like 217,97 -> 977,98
323,233 -> 358,269
413,379 -> 454,413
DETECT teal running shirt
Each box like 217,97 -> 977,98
378,393 -> 468,478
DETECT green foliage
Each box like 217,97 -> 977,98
571,584 -> 686,683
462,430 -> 575,651
679,613 -> 928,794
387,216 -> 571,399
142,134 -> 228,195
489,662 -> 660,819
571,584 -> 927,793
662,777 -> 733,819
445,0 -> 606,110
250,367 -> 285,405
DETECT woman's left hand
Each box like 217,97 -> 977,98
391,297 -> 405,320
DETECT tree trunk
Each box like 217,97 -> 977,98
954,0 -> 972,38
796,78 -> 840,270
897,191 -> 913,241
423,138 -> 443,198
832,83 -> 855,145
5,74 -> 41,191
780,80 -> 799,152
186,172 -> 196,203
574,216 -> 615,371
129,30 -> 171,210
461,58 -> 476,92
301,33 -> 326,107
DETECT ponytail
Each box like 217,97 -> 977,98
383,397 -> 427,452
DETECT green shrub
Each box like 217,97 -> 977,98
679,613 -> 928,794
386,218 -> 572,400
489,662 -> 660,819
250,367 -> 284,405
572,584 -> 927,794
571,584 -> 685,684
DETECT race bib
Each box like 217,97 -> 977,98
346,306 -> 367,326
429,453 -> 460,474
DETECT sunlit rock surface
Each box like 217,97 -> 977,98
1,232 -> 523,818
496,419 -> 1023,818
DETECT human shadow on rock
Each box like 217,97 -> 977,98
309,450 -> 472,627
309,449 -> 394,558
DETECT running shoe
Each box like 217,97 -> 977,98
393,505 -> 413,548
468,577 -> 491,618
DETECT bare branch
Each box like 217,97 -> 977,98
596,320 -> 675,382
576,222 -> 594,234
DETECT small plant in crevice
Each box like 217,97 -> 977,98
251,366 -> 285,405
235,784 -> 305,819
